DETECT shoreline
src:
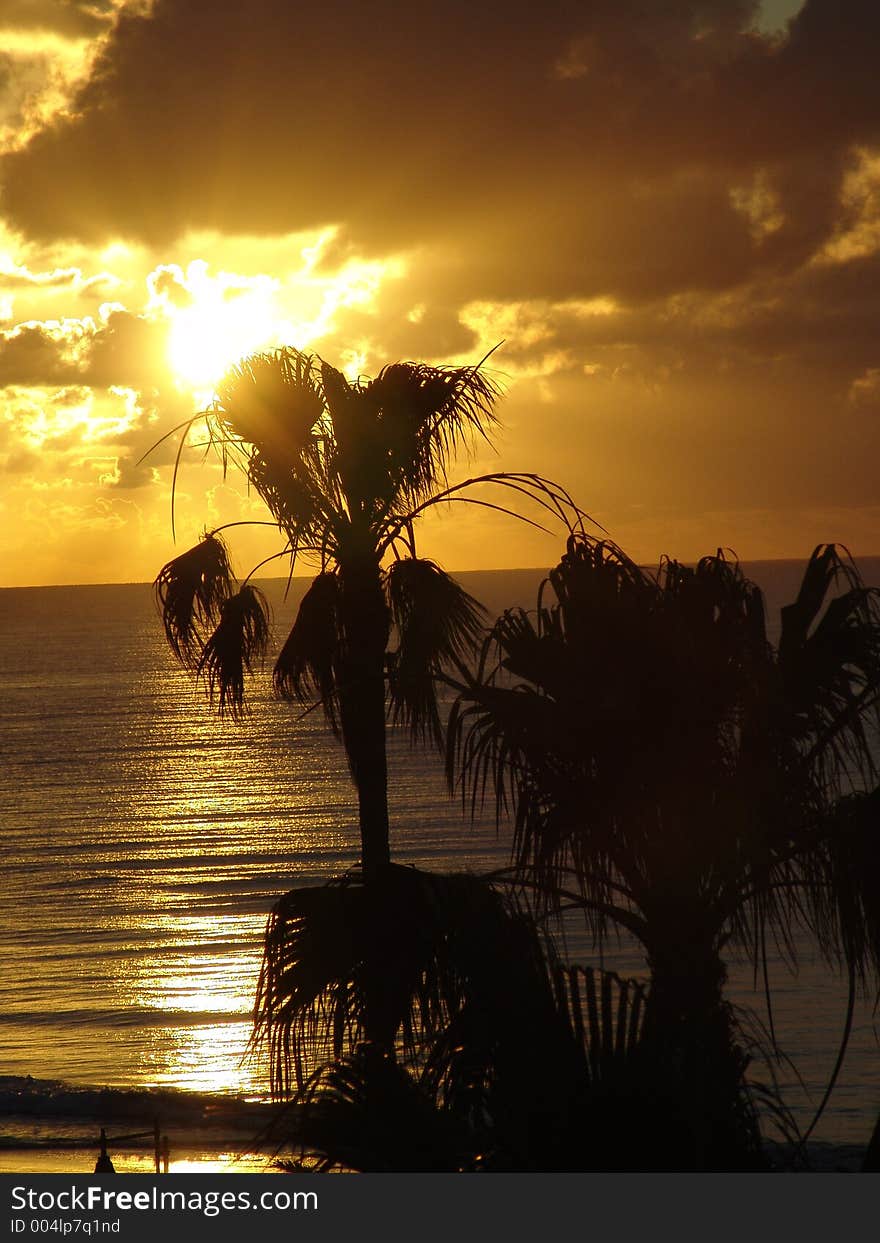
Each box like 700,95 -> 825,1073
0,1146 -> 274,1175
0,1078 -> 871,1175
1,1139 -> 870,1175
0,1077 -> 280,1174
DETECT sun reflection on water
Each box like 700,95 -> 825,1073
143,1021 -> 263,1095
109,910 -> 269,1096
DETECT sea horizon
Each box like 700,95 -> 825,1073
5,552 -> 880,594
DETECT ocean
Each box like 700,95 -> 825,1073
2,560 -> 880,1172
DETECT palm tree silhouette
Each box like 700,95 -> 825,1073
155,347 -> 579,876
153,345 -> 584,1087
448,534 -> 880,1165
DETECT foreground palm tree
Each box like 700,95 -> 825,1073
255,865 -> 644,1170
448,534 -> 880,1164
153,345 -> 585,1091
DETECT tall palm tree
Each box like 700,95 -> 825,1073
155,346 -> 579,879
448,534 -> 880,1164
153,345 -> 584,1087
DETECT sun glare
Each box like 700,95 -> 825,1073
153,251 -> 401,393
162,262 -> 280,389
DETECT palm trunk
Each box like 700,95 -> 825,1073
340,644 -> 390,884
641,902 -> 761,1169
337,556 -> 391,883
336,554 -> 394,1070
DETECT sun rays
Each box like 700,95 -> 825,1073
156,262 -> 281,390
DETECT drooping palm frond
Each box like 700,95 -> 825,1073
154,532 -> 236,669
721,546 -> 880,981
447,537 -> 675,932
776,544 -> 880,794
799,786 -> 880,987
449,535 -> 880,946
254,862 -> 686,1170
385,558 -> 486,745
196,584 -> 270,718
246,443 -> 339,552
273,571 -> 342,730
252,878 -> 369,1095
385,470 -> 594,560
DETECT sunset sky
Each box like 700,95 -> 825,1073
1,0 -> 878,586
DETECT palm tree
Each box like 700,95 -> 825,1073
152,345 -> 585,1091
254,859 -> 663,1172
448,534 -> 880,1165
155,347 -> 580,877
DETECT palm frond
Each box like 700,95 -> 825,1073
273,571 -> 342,732
385,558 -> 486,745
776,545 -> 880,793
448,535 -> 816,944
553,964 -> 647,1083
780,544 -> 854,655
196,583 -> 270,718
447,536 -> 674,932
392,470 -> 594,553
365,361 -> 500,505
252,865 -> 556,1100
214,347 -> 325,459
815,787 -> 880,984
154,532 -> 235,669
280,1050 -> 472,1172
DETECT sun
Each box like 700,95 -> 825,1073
162,262 -> 281,390
153,251 -> 399,393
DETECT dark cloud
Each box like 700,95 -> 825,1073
0,47 -> 55,140
0,323 -> 79,385
0,309 -> 173,389
108,451 -> 158,489
3,445 -> 39,472
81,309 -> 172,388
2,0 -> 878,302
370,304 -> 479,363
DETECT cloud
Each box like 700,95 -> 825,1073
1,0 -> 879,583
0,2 -> 119,40
0,258 -> 121,292
0,321 -> 84,385
850,367 -> 880,407
3,444 -> 39,472
0,306 -> 174,389
81,307 -> 173,388
2,0 -> 878,402
1,0 -> 876,281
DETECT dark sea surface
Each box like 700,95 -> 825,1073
1,560 -> 879,1171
